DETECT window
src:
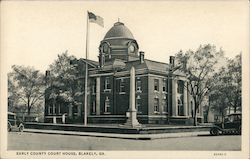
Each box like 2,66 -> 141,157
154,79 -> 159,91
92,100 -> 96,114
136,79 -> 142,92
120,79 -> 125,93
105,77 -> 111,90
104,96 -> 111,113
163,79 -> 167,92
48,105 -> 53,115
178,99 -> 184,116
136,95 -> 142,113
162,95 -> 168,112
154,98 -> 159,112
177,80 -> 184,94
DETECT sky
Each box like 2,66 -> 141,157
1,1 -> 249,73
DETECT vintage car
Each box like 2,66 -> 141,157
210,113 -> 241,136
8,112 -> 24,132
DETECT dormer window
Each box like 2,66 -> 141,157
102,43 -> 109,53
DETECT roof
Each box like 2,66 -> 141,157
79,58 -> 99,67
104,22 -> 134,40
124,59 -> 170,75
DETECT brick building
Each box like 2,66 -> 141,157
44,22 -> 205,124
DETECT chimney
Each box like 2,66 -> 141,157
139,51 -> 145,63
169,56 -> 175,67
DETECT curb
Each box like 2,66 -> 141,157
23,129 -> 210,140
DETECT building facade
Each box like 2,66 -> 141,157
44,22 -> 205,124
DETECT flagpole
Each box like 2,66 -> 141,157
84,11 -> 89,126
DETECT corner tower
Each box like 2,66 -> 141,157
99,22 -> 139,66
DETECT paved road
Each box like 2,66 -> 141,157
8,132 -> 241,151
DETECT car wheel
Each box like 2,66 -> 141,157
210,128 -> 219,136
19,125 -> 24,132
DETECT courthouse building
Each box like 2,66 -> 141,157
44,22 -> 205,124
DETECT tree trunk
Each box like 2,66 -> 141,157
193,111 -> 197,126
27,98 -> 31,115
193,98 -> 198,126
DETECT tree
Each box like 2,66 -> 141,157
8,65 -> 45,115
226,54 -> 242,113
209,67 -> 230,122
209,53 -> 242,117
175,44 -> 224,125
46,51 -> 84,120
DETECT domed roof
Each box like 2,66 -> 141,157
104,22 -> 134,40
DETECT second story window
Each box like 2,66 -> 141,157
105,77 -> 111,90
136,79 -> 142,92
120,79 -> 125,93
154,79 -> 159,91
177,80 -> 184,94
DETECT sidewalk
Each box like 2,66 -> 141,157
24,128 -> 210,140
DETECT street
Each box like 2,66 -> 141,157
8,132 -> 241,151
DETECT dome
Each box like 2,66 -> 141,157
104,22 -> 134,40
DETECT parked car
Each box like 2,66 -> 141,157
8,112 -> 24,132
210,113 -> 241,136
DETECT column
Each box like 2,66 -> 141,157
183,81 -> 188,116
96,77 -> 101,115
124,66 -> 141,128
172,78 -> 177,116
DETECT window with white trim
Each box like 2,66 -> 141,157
120,79 -> 125,93
154,79 -> 159,91
177,80 -> 184,94
104,77 -> 111,90
154,97 -> 159,113
136,95 -> 142,113
136,79 -> 142,92
104,96 -> 111,113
